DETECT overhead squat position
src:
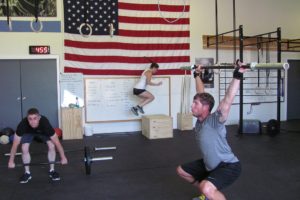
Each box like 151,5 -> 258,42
131,62 -> 162,116
177,62 -> 245,200
8,108 -> 68,183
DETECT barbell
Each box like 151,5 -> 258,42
180,62 -> 289,71
4,146 -> 117,157
5,146 -> 113,175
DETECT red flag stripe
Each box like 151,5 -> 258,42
65,54 -> 190,63
64,66 -> 186,75
119,16 -> 189,24
64,40 -> 189,50
118,29 -> 190,37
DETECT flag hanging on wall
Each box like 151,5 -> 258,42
63,0 -> 190,75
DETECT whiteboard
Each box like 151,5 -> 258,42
60,73 -> 84,107
84,77 -> 170,122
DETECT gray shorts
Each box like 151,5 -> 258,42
20,133 -> 51,144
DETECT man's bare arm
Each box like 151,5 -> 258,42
218,65 -> 246,122
194,66 -> 204,93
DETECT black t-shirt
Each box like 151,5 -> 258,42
16,116 -> 55,137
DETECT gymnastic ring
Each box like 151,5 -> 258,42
79,23 -> 93,38
30,18 -> 43,33
157,0 -> 186,23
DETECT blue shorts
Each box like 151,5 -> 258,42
20,133 -> 51,144
181,159 -> 241,190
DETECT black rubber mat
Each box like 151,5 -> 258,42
0,122 -> 299,200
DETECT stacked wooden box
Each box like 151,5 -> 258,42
61,108 -> 83,140
142,114 -> 173,139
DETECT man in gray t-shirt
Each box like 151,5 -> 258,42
177,62 -> 245,200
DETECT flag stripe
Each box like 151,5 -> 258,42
119,16 -> 189,24
63,60 -> 191,70
118,29 -> 189,37
119,2 -> 190,12
64,33 -> 189,43
64,41 -> 189,50
119,0 -> 188,5
119,9 -> 189,18
64,67 -> 186,76
65,53 -> 189,63
64,49 -> 189,59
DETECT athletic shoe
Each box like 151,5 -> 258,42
49,170 -> 61,181
192,194 -> 208,200
19,172 -> 32,184
136,105 -> 145,114
131,107 -> 139,116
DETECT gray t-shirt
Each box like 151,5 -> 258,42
195,111 -> 238,171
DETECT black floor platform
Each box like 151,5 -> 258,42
0,121 -> 300,200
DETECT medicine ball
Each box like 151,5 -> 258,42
0,135 -> 10,145
1,127 -> 14,136
266,119 -> 279,137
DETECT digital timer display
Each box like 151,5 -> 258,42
29,46 -> 50,54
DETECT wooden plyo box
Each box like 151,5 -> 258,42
177,113 -> 194,131
61,108 -> 83,140
142,115 -> 173,139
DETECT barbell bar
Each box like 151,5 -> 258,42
180,62 -> 289,71
4,146 -> 117,157
5,146 -> 112,175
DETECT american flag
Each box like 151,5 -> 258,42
64,0 -> 190,75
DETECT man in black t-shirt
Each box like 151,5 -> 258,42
8,108 -> 68,183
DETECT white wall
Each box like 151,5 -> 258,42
0,0 -> 300,134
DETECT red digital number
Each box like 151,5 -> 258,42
29,46 -> 50,54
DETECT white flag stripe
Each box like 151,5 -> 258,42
119,0 -> 191,6
65,60 -> 190,70
119,9 -> 189,19
120,23 -> 189,31
64,33 -> 189,44
65,47 -> 189,57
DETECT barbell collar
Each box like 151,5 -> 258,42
249,62 -> 289,70
91,156 -> 113,162
84,156 -> 113,163
94,147 -> 117,151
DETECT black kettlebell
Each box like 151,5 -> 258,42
266,119 -> 279,137
1,127 -> 14,137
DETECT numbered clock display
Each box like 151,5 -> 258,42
29,46 -> 50,54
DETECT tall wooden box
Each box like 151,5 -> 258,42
61,108 -> 83,140
177,113 -> 194,131
142,115 -> 173,139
